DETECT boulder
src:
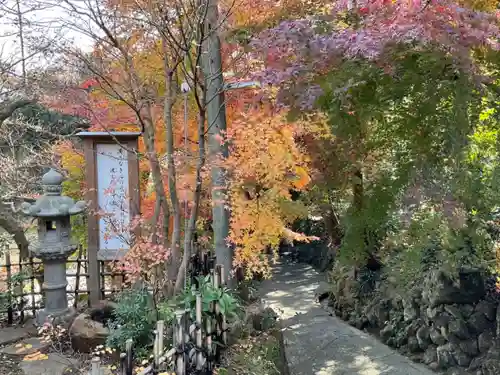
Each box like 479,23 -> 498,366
69,313 -> 110,353
468,311 -> 492,336
468,356 -> 485,371
423,345 -> 438,365
476,300 -> 497,321
448,319 -> 471,340
416,325 -> 431,350
445,305 -> 464,320
403,297 -> 419,322
423,269 -> 485,307
452,348 -> 472,368
408,336 -> 421,353
380,324 -> 395,343
437,343 -> 457,369
478,330 -> 495,353
459,339 -> 479,357
430,327 -> 447,346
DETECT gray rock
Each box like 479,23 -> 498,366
435,312 -> 452,329
449,319 -> 471,340
476,300 -> 497,321
453,349 -> 472,368
437,343 -> 457,369
459,304 -> 475,319
69,313 -> 110,353
416,326 -> 431,350
478,331 -> 495,354
423,269 -> 486,307
403,298 -> 419,322
430,327 -> 447,346
459,339 -> 479,357
423,345 -> 438,364
445,306 -> 464,320
380,323 -> 394,343
427,306 -> 443,320
408,336 -> 421,353
468,311 -> 492,335
468,356 -> 485,371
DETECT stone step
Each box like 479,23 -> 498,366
19,353 -> 78,375
0,337 -> 49,357
0,322 -> 37,346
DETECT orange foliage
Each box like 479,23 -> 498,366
225,102 -> 313,278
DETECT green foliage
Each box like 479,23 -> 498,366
178,275 -> 242,321
315,46 -> 492,267
106,287 -> 155,353
106,275 -> 242,354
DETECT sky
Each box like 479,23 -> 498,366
0,0 -> 95,73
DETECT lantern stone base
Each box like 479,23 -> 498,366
36,307 -> 77,329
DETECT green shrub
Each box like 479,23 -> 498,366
106,287 -> 155,353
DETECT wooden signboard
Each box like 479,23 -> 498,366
77,131 -> 141,306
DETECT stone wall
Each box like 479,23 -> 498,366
329,267 -> 500,375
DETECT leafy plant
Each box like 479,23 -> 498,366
178,274 -> 242,321
106,287 -> 155,353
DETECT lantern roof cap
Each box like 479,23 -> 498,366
20,169 -> 86,218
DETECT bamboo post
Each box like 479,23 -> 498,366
195,292 -> 204,370
90,357 -> 100,375
157,320 -> 165,355
120,352 -> 127,375
206,306 -> 213,372
175,310 -> 185,375
153,329 -> 159,373
219,265 -> 228,346
125,339 -> 133,375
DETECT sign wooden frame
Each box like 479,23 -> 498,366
77,131 -> 141,306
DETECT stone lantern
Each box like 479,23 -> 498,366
20,169 -> 86,325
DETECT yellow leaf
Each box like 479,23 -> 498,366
24,344 -> 33,349
23,351 -> 48,361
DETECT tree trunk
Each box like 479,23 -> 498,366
163,60 -> 181,286
0,208 -> 29,260
175,108 -> 206,293
201,0 -> 234,287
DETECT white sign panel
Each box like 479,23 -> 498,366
96,143 -> 130,260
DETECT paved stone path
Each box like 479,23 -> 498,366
259,257 -> 438,375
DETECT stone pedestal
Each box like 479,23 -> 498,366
36,258 -> 76,326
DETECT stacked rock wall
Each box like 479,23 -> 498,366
329,267 -> 500,375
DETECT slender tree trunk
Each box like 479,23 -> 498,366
163,59 -> 181,285
201,0 -> 234,287
141,111 -> 170,247
175,108 -> 206,292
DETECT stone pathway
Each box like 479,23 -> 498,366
0,323 -> 77,375
259,257 -> 438,375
